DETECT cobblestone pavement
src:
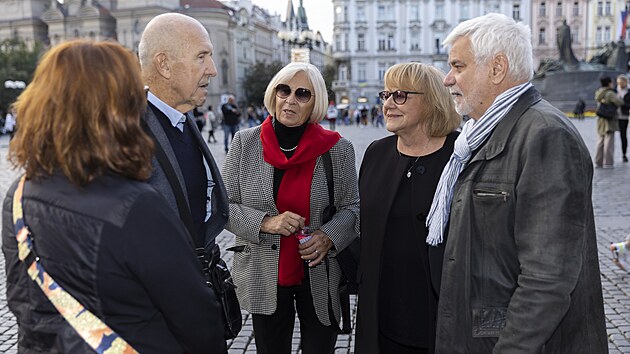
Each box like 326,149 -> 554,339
0,117 -> 629,353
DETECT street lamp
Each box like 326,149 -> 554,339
278,29 -> 317,63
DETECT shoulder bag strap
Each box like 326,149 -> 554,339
12,175 -> 138,354
322,150 -> 334,206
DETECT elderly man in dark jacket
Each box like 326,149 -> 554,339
426,13 -> 607,354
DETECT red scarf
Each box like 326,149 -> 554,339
260,116 -> 340,286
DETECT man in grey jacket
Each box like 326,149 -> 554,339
426,13 -> 607,353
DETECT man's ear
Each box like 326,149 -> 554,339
490,54 -> 508,84
154,52 -> 171,79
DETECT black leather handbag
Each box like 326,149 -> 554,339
596,102 -> 617,120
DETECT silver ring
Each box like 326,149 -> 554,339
290,226 -> 293,231
315,249 -> 319,254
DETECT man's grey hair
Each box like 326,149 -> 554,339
443,13 -> 534,82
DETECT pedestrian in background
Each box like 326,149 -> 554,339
207,105 -> 218,143
616,74 -> 630,163
222,95 -> 241,153
355,62 -> 461,354
222,62 -> 360,354
326,102 -> 338,131
429,13 -> 607,353
2,39 -> 225,353
4,108 -> 16,139
595,76 -> 623,168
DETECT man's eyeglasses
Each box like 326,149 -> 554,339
378,90 -> 424,105
275,84 -> 314,103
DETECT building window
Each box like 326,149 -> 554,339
540,2 -> 547,16
387,33 -> 395,50
339,64 -> 347,81
605,26 -> 611,41
344,6 -> 348,22
573,26 -> 579,43
556,2 -> 562,16
597,1 -> 603,16
221,59 -> 228,86
358,63 -> 367,82
410,31 -> 420,50
378,33 -> 386,50
357,33 -> 365,51
378,62 -> 386,81
357,6 -> 365,21
461,3 -> 469,20
539,27 -> 546,44
410,4 -> 419,21
605,1 -> 611,16
513,4 -> 521,20
573,2 -> 579,16
335,34 -> 341,51
344,33 -> 349,51
626,1 -> 630,12
596,26 -> 603,44
436,3 -> 445,19
378,5 -> 385,19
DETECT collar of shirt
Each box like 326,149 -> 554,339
147,91 -> 187,132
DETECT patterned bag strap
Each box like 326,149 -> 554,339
12,175 -> 138,354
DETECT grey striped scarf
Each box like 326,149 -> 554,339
426,82 -> 532,246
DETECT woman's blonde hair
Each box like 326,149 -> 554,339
9,40 -> 154,186
263,62 -> 328,123
384,62 -> 461,136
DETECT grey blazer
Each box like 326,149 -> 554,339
143,103 -> 229,251
222,125 -> 360,326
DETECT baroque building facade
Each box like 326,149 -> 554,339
0,0 -> 331,111
331,0 -> 532,110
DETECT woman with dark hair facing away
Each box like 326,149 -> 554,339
2,40 -> 225,353
355,62 -> 461,354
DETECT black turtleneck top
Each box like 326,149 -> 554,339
272,118 -> 308,201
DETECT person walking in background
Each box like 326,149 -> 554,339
355,63 -> 461,354
2,39 -> 226,354
246,105 -> 258,128
138,13 -> 233,350
595,76 -> 623,168
573,97 -> 585,120
4,108 -> 16,139
429,13 -> 607,353
222,95 -> 240,152
616,74 -> 630,162
326,102 -> 338,131
207,105 -> 218,143
222,62 -> 360,354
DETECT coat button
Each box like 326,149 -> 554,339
271,244 -> 277,250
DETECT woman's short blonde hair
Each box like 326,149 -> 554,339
263,62 -> 328,123
9,40 -> 154,186
384,62 -> 461,136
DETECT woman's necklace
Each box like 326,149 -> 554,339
401,136 -> 432,178
406,156 -> 421,178
279,145 -> 298,152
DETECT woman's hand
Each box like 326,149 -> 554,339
260,212 -> 305,236
298,230 -> 334,267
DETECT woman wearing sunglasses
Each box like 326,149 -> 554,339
222,62 -> 360,354
355,63 -> 461,354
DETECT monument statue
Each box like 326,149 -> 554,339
532,20 -> 627,111
557,20 -> 579,68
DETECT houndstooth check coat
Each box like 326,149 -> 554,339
222,125 -> 360,327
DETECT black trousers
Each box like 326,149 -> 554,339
619,119 -> 628,156
252,274 -> 338,354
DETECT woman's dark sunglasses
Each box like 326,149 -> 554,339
275,84 -> 314,103
378,90 -> 424,105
